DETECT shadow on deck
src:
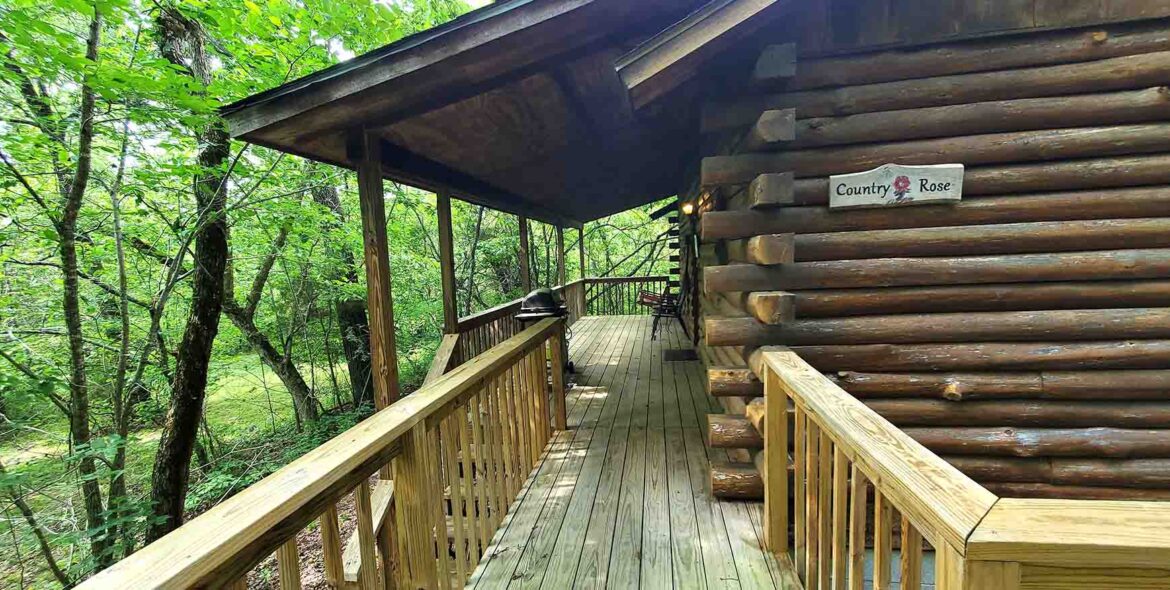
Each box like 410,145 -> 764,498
468,316 -> 786,589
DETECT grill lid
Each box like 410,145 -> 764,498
517,288 -> 567,319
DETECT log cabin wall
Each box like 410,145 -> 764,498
695,8 -> 1170,501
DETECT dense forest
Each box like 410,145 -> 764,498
0,0 -> 670,586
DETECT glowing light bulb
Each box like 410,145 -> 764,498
681,201 -> 695,215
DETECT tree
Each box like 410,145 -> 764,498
145,5 -> 231,543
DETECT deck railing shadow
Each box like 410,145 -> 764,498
755,347 -> 1170,590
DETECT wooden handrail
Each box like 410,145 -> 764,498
79,318 -> 564,589
759,347 -> 996,553
757,346 -> 1170,589
455,279 -> 584,332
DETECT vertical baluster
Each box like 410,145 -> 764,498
441,414 -> 469,583
429,425 -> 453,590
486,374 -> 507,525
469,391 -> 491,553
276,536 -> 301,590
503,366 -> 522,499
848,465 -> 867,590
456,401 -> 477,562
873,492 -> 893,590
794,408 -> 807,581
320,505 -> 344,587
818,432 -> 833,587
831,448 -> 848,590
900,516 -> 923,590
535,342 -> 550,443
806,419 -> 821,590
520,351 -> 538,466
355,480 -> 379,590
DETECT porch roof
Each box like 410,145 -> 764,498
222,0 -> 788,226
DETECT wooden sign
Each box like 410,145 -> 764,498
829,163 -> 963,210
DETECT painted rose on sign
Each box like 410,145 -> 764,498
892,175 -> 911,200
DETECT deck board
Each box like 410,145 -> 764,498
470,316 -> 790,589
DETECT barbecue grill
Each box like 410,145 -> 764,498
515,288 -> 574,373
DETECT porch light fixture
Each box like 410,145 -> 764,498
681,201 -> 695,215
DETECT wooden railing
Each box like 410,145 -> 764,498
756,348 -> 1170,590
454,280 -> 583,363
584,275 -> 669,316
453,275 -> 661,363
79,318 -> 567,590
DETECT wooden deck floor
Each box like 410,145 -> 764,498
468,316 -> 789,589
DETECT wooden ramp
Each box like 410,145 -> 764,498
468,316 -> 788,589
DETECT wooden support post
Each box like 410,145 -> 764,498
764,368 -> 789,554
350,131 -> 400,412
437,193 -> 458,334
549,321 -> 567,430
519,215 -> 531,293
393,425 -> 439,590
578,227 -> 586,279
556,225 -> 566,287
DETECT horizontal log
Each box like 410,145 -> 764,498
795,218 -> 1170,262
787,87 -> 1170,149
793,280 -> 1170,318
980,482 -> 1170,501
868,399 -> 1170,428
726,234 -> 794,264
834,370 -> 1170,400
793,341 -> 1170,371
703,249 -> 1170,292
904,427 -> 1170,458
945,456 -> 1170,489
703,50 -> 1170,129
747,173 -> 794,209
703,123 -> 1170,184
705,309 -> 1170,347
708,414 -> 763,449
707,367 -> 761,397
701,186 -> 1170,240
785,20 -> 1170,90
738,109 -> 795,153
789,154 -> 1170,205
710,460 -> 763,499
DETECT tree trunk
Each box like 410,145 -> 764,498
309,179 -> 372,409
147,6 -> 229,543
224,304 -> 319,425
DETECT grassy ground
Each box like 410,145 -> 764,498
0,354 -> 356,589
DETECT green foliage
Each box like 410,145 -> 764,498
0,0 -> 670,586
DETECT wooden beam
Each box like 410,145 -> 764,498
794,340 -> 1170,372
437,193 -> 458,334
518,215 -> 532,293
751,42 -> 795,86
617,0 -> 790,108
556,225 -> 566,286
378,140 -> 580,228
351,132 -> 401,411
578,227 -> 586,279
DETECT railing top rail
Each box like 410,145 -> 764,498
455,280 -> 585,331
79,317 -> 562,590
584,275 -> 668,284
759,347 -> 997,555
967,498 -> 1170,570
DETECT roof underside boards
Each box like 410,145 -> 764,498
222,0 -> 773,225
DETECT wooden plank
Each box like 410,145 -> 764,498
873,492 -> 893,590
320,506 -> 344,587
900,516 -> 923,590
831,448 -> 847,590
848,466 -> 866,590
764,368 -> 789,553
437,193 -> 459,333
276,537 -> 301,590
342,480 -> 394,584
